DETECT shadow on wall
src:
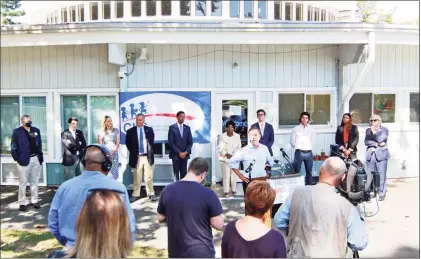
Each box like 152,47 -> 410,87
392,246 -> 420,258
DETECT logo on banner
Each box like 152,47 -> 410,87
119,92 -> 209,144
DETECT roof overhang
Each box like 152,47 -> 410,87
1,21 -> 419,47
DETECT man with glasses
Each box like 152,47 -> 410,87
250,109 -> 275,156
11,115 -> 44,211
61,117 -> 87,181
364,114 -> 390,201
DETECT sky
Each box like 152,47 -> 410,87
15,1 -> 420,24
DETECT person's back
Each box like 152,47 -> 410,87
158,181 -> 221,257
48,145 -> 136,247
287,183 -> 353,257
157,158 -> 223,258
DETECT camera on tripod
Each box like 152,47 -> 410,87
330,144 -> 381,206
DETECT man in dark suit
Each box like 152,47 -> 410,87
251,109 -> 275,156
365,114 -> 390,201
11,115 -> 44,211
61,117 -> 87,181
126,114 -> 156,202
168,111 -> 193,181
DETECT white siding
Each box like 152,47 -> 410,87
126,44 -> 338,89
0,44 -> 119,89
343,44 -> 420,88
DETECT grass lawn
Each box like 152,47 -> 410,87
1,229 -> 167,258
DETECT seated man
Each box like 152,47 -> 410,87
48,144 -> 136,248
274,157 -> 368,258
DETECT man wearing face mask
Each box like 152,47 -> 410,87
11,115 -> 44,212
61,117 -> 87,180
365,114 -> 390,201
157,157 -> 223,258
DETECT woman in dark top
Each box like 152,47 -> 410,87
335,113 -> 359,159
221,181 -> 287,258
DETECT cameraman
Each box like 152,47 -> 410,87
274,157 -> 368,258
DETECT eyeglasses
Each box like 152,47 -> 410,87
257,113 -> 265,116
369,119 -> 379,122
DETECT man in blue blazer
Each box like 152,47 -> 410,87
126,114 -> 156,202
250,109 -> 275,156
365,114 -> 390,201
11,115 -> 44,211
168,111 -> 193,181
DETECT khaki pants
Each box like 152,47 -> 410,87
17,156 -> 42,205
220,162 -> 237,194
132,156 -> 155,197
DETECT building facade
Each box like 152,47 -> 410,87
1,1 -> 419,187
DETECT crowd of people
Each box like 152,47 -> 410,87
9,108 -> 391,258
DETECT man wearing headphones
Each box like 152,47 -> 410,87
48,145 -> 136,248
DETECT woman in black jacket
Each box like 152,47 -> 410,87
335,113 -> 359,159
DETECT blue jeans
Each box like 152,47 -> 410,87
293,150 -> 314,185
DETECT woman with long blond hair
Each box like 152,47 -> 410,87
48,190 -> 132,258
98,115 -> 120,180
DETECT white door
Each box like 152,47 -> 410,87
212,92 -> 255,183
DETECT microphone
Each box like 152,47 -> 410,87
245,160 -> 255,181
280,148 -> 288,157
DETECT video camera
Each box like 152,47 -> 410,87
330,144 -> 381,206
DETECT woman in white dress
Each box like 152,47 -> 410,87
218,120 -> 242,198
97,116 -> 120,180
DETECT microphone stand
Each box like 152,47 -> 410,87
280,149 -> 294,174
245,162 -> 254,182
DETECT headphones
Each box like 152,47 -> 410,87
81,144 -> 113,172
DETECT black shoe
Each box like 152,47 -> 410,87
130,196 -> 139,203
32,203 -> 41,209
379,195 -> 386,201
149,195 -> 157,202
19,205 -> 26,211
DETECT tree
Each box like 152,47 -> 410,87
1,0 -> 25,25
195,0 -> 221,16
357,1 -> 396,24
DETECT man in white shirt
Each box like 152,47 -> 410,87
290,112 -> 316,185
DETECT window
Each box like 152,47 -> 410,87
70,6 -> 76,22
296,3 -> 303,21
46,16 -> 50,24
196,0 -> 206,16
321,9 -> 326,21
274,0 -> 282,20
349,93 -> 396,124
132,1 -> 141,16
410,93 -> 420,122
61,95 -> 117,144
1,97 -> 19,155
230,0 -> 240,17
258,0 -> 267,19
103,1 -> 111,19
285,2 -> 292,20
308,6 -> 314,21
180,0 -> 191,16
162,0 -> 172,16
278,94 -> 331,126
78,4 -> 84,22
61,8 -> 68,22
0,96 -> 48,155
244,0 -> 253,18
147,0 -> 156,16
54,11 -> 58,23
90,96 -> 117,143
90,2 -> 98,20
211,0 -> 222,16
116,1 -> 124,18
315,7 -> 320,21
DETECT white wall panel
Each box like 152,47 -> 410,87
343,44 -> 419,89
0,44 -> 119,90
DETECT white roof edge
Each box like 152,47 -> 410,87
1,21 -> 419,35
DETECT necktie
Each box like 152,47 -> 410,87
139,128 -> 145,154
260,124 -> 264,137
179,125 -> 183,138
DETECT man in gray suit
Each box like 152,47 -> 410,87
364,114 -> 390,201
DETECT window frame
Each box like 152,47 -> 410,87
275,88 -> 337,133
349,90 -> 399,127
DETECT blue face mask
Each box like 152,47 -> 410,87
25,121 -> 32,127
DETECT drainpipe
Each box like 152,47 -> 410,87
339,32 -> 376,115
